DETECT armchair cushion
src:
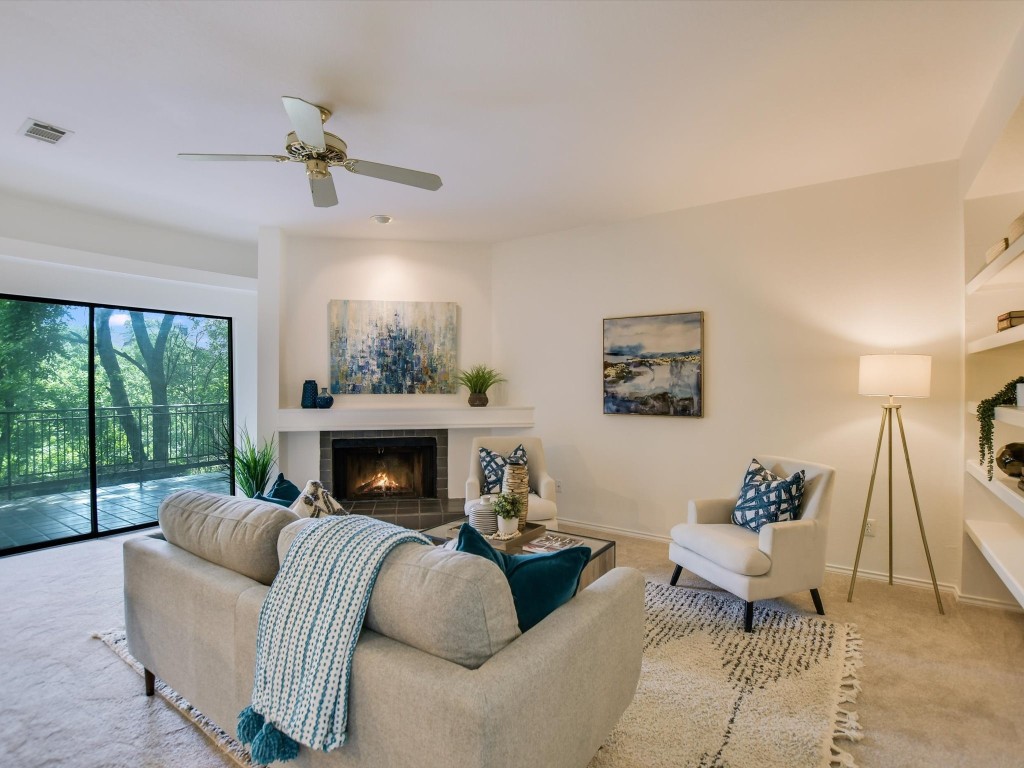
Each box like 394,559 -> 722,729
731,458 -> 806,532
479,443 -> 528,493
670,522 -> 771,576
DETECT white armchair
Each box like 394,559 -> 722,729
668,455 -> 836,632
465,436 -> 557,526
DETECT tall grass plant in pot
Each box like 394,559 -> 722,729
223,425 -> 277,497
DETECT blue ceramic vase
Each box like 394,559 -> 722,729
301,380 -> 318,409
316,387 -> 335,409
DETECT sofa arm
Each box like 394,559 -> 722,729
688,497 -> 735,525
466,476 -> 481,500
758,518 -> 826,588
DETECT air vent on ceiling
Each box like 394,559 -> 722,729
19,118 -> 72,145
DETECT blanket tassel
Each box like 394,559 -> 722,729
251,721 -> 300,764
237,705 -> 265,744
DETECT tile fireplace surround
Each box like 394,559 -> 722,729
318,428 -> 465,529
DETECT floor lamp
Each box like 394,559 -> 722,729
847,353 -> 944,614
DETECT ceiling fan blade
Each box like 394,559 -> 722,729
282,96 -> 326,151
309,171 -> 338,208
178,153 -> 289,162
343,159 -> 443,191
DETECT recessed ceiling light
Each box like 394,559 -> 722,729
371,214 -> 393,225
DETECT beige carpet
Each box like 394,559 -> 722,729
1,529 -> 1023,766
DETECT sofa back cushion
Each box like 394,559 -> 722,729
159,490 -> 299,586
279,519 -> 520,668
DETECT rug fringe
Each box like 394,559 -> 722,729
829,624 -> 864,767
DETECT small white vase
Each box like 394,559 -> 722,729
496,516 -> 519,536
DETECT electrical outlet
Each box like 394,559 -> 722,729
556,479 -> 563,493
865,519 -> 876,537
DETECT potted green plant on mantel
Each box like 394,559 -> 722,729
456,365 -> 506,407
492,492 -> 524,536
977,376 -> 1024,480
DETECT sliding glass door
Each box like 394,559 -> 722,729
0,295 -> 232,555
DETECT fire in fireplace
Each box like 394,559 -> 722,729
332,437 -> 438,501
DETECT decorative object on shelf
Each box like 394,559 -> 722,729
603,311 -> 704,417
997,311 -> 1024,332
985,237 -> 1009,264
977,376 -> 1024,480
456,364 -> 506,407
501,461 -> 530,531
224,425 -> 277,498
849,353 -> 944,615
493,492 -> 523,536
328,299 -> 457,395
315,387 -> 335,409
995,444 -> 1024,477
1019,383 -> 1024,407
301,380 -> 318,409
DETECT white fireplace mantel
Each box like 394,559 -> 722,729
276,404 -> 535,432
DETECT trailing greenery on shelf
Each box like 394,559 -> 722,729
977,376 -> 1024,480
224,425 -> 277,497
456,365 -> 506,394
492,492 -> 524,520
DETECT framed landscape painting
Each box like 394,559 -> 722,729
603,311 -> 703,417
328,300 -> 458,394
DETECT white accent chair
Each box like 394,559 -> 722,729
668,455 -> 836,632
465,436 -> 557,528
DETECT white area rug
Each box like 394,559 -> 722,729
97,582 -> 862,768
589,583 -> 863,768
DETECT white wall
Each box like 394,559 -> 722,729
491,162 -> 966,591
0,188 -> 256,278
263,233 -> 494,491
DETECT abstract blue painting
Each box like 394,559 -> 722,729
328,300 -> 458,394
603,311 -> 703,417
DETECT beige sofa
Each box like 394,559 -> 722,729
124,490 -> 644,768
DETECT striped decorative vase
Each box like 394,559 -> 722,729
501,463 -> 530,531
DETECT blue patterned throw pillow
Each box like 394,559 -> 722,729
731,458 -> 806,532
478,444 -> 528,494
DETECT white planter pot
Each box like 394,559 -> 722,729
496,516 -> 519,536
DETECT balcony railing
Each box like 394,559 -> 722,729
0,403 -> 230,498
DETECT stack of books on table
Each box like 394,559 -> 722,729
997,311 -> 1024,332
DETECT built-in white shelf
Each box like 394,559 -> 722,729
967,234 -> 1024,294
965,460 -> 1024,520
967,322 -> 1024,354
964,519 -> 1024,608
276,404 -> 535,432
965,402 -> 1024,428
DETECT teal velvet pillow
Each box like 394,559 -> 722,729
268,473 -> 301,504
254,492 -> 292,508
456,523 -> 591,631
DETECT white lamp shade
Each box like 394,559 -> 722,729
858,354 -> 931,398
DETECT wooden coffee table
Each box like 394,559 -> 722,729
420,518 -> 616,591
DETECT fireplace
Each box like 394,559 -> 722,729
332,437 -> 437,501
319,428 -> 459,529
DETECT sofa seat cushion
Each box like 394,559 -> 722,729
159,490 -> 299,586
278,519 -> 520,669
670,522 -> 771,576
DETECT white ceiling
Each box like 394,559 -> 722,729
2,0 -> 1023,245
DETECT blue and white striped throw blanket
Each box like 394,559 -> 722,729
237,515 -> 430,763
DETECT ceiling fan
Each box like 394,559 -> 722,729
178,96 -> 442,208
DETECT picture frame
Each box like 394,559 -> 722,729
602,311 -> 703,417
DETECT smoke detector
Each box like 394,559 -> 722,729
19,118 -> 73,145
371,214 -> 393,225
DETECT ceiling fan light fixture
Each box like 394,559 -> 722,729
371,214 -> 393,225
